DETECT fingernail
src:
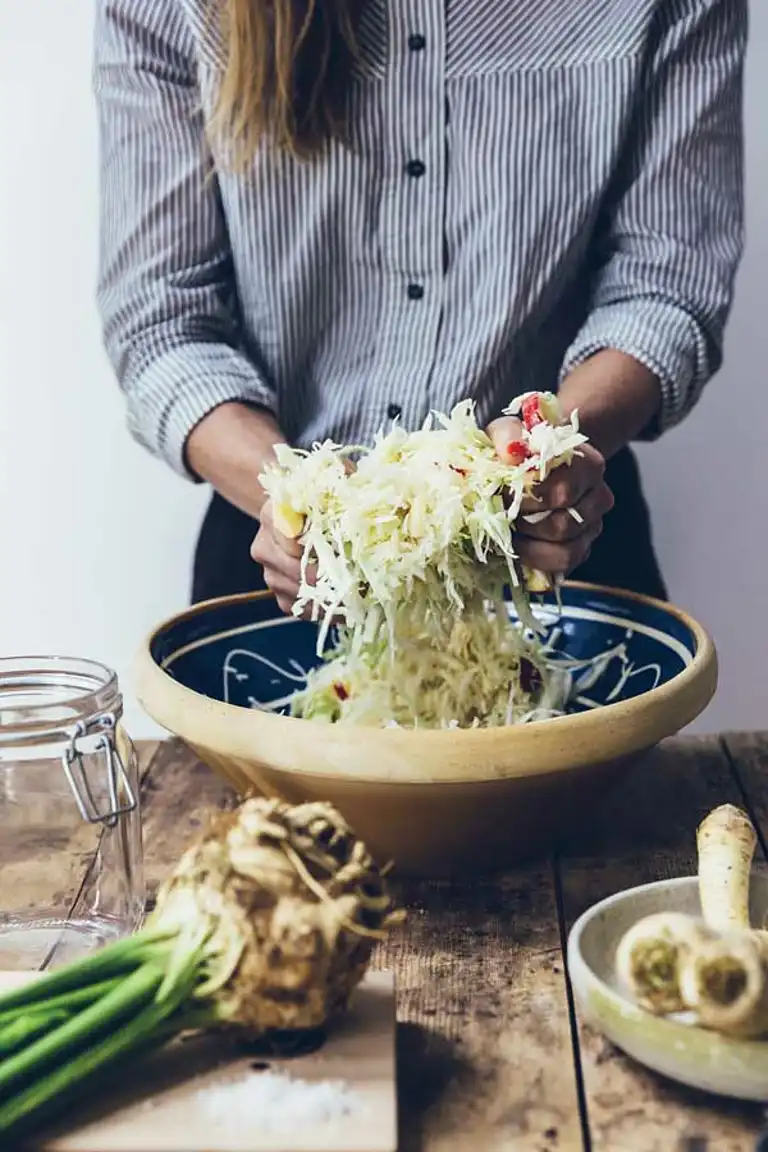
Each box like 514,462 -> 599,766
505,439 -> 531,466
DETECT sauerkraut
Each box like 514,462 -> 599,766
259,393 -> 588,728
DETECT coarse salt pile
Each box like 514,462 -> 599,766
195,1070 -> 361,1133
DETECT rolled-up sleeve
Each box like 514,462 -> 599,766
561,0 -> 747,437
93,0 -> 277,480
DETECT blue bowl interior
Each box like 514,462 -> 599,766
150,587 -> 698,717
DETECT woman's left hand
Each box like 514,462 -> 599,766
486,416 -> 615,577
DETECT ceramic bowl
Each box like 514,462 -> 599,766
135,582 -> 717,876
567,875 -> 768,1100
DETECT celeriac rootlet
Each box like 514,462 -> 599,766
0,798 -> 402,1139
615,804 -> 768,1039
260,392 -> 588,729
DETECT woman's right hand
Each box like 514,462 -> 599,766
250,499 -> 309,615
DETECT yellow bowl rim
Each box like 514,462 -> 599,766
134,582 -> 718,785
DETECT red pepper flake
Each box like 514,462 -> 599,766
521,395 -> 544,431
520,659 -> 543,696
333,682 -> 349,701
450,464 -> 469,477
505,439 -> 531,466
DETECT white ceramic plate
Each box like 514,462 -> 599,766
567,874 -> 768,1101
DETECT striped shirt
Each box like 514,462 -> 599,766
94,0 -> 747,481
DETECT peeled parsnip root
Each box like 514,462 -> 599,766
680,802 -> 768,1038
679,931 -> 768,1039
614,804 -> 768,1037
614,912 -> 711,1015
696,804 -> 757,934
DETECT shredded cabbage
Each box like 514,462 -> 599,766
259,394 -> 588,729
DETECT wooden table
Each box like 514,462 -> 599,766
12,736 -> 768,1150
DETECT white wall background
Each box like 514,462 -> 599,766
0,1 -> 764,739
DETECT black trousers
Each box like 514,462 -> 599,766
191,446 -> 667,604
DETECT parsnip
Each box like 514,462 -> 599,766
614,804 -> 768,1040
696,804 -> 757,933
679,930 -> 768,1039
614,912 -> 711,1014
680,803 -> 768,1037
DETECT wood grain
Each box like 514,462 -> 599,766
138,739 -> 236,896
40,736 -> 767,1151
556,738 -> 766,1152
379,869 -> 583,1152
721,732 -> 768,856
139,742 -> 583,1151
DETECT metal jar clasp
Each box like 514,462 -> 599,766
61,712 -> 137,828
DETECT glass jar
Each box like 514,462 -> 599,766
0,657 -> 144,970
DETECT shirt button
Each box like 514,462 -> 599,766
408,33 -> 426,52
387,403 -> 402,420
406,159 -> 426,179
407,283 -> 424,301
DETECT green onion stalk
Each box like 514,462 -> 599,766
0,798 -> 402,1141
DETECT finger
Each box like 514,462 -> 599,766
515,519 -> 604,575
520,464 -> 587,514
265,575 -> 301,604
518,483 -> 614,544
520,444 -> 605,513
271,523 -> 303,559
250,532 -> 265,564
275,594 -> 297,617
486,415 -> 528,463
251,536 -> 304,583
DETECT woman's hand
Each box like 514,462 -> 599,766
253,457 -> 355,616
486,415 -> 614,577
250,500 -> 312,615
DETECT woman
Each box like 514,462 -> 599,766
94,0 -> 746,608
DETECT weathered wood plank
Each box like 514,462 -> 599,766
721,732 -> 768,856
557,738 -> 765,1152
141,737 -> 768,1151
141,741 -> 584,1151
379,869 -> 583,1152
139,739 -> 237,895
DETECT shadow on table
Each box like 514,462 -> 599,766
397,1021 -> 470,1152
556,739 -> 744,861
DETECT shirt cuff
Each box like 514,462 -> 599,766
560,299 -> 711,438
125,343 -> 277,481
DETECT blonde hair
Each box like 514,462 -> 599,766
210,0 -> 361,164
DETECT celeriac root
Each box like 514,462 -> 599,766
614,912 -> 712,1014
0,798 -> 403,1141
696,805 -> 757,934
679,930 -> 768,1038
